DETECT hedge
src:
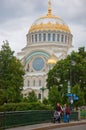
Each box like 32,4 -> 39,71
0,102 -> 52,112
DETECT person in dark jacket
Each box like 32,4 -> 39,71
54,103 -> 63,123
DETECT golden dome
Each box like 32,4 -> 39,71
47,54 -> 57,64
29,0 -> 70,33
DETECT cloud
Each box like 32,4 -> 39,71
1,0 -> 85,26
55,0 -> 86,26
0,0 -> 45,24
0,0 -> 86,54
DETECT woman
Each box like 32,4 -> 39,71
63,104 -> 70,123
54,103 -> 63,123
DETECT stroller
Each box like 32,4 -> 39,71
53,110 -> 61,123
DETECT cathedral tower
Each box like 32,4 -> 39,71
17,0 -> 73,100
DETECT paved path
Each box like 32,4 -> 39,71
6,120 -> 86,130
51,124 -> 86,130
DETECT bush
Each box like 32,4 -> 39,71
0,102 -> 52,112
43,98 -> 49,105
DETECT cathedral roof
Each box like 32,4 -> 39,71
29,0 -> 70,33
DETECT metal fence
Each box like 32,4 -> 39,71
0,110 -> 80,129
0,112 -> 4,130
80,111 -> 86,119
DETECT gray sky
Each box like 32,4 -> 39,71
0,0 -> 86,55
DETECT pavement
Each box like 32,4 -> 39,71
6,120 -> 86,130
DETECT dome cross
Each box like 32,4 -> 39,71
48,0 -> 52,15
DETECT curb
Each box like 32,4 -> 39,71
32,121 -> 86,130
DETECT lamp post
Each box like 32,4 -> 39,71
67,57 -> 77,106
40,87 -> 46,102
67,57 -> 74,105
70,59 -> 76,87
67,81 -> 73,105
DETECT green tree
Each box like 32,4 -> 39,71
47,47 -> 86,105
42,98 -> 49,105
27,90 -> 38,102
72,85 -> 85,107
46,58 -> 70,90
0,41 -> 25,105
48,85 -> 62,107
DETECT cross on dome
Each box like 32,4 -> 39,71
29,0 -> 71,33
48,0 -> 52,15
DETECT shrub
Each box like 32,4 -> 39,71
0,102 -> 52,112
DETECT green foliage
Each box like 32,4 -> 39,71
0,41 -> 25,105
46,58 -> 70,90
0,102 -> 52,112
27,90 -> 38,102
47,47 -> 86,105
72,85 -> 85,107
42,98 -> 49,105
48,85 -> 62,107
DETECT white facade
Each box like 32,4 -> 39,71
17,0 -> 73,100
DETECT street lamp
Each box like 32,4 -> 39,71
67,57 -> 79,106
67,57 -> 75,105
67,80 -> 74,104
40,87 -> 46,102
69,59 -> 76,88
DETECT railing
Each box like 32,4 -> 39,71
0,110 -> 79,129
0,110 -> 52,129
80,111 -> 86,119
0,112 -> 4,130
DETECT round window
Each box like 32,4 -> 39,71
32,57 -> 44,71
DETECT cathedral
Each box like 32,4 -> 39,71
17,0 -> 73,100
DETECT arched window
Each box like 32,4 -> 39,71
35,34 -> 37,42
39,34 -> 41,41
43,33 -> 46,41
61,34 -> 64,42
57,34 -> 60,42
26,64 -> 29,71
48,33 -> 51,41
33,80 -> 35,86
65,35 -> 67,43
53,34 -> 55,41
39,80 -> 41,86
38,93 -> 41,99
32,35 -> 34,43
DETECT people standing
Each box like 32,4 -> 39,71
63,104 -> 70,123
66,105 -> 70,122
63,104 -> 67,122
55,103 -> 63,123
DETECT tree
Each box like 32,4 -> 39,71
0,41 -> 25,105
27,90 -> 38,102
42,98 -> 49,105
72,85 -> 85,107
46,47 -> 86,105
48,85 -> 62,107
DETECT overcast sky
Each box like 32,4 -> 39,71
0,0 -> 86,55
